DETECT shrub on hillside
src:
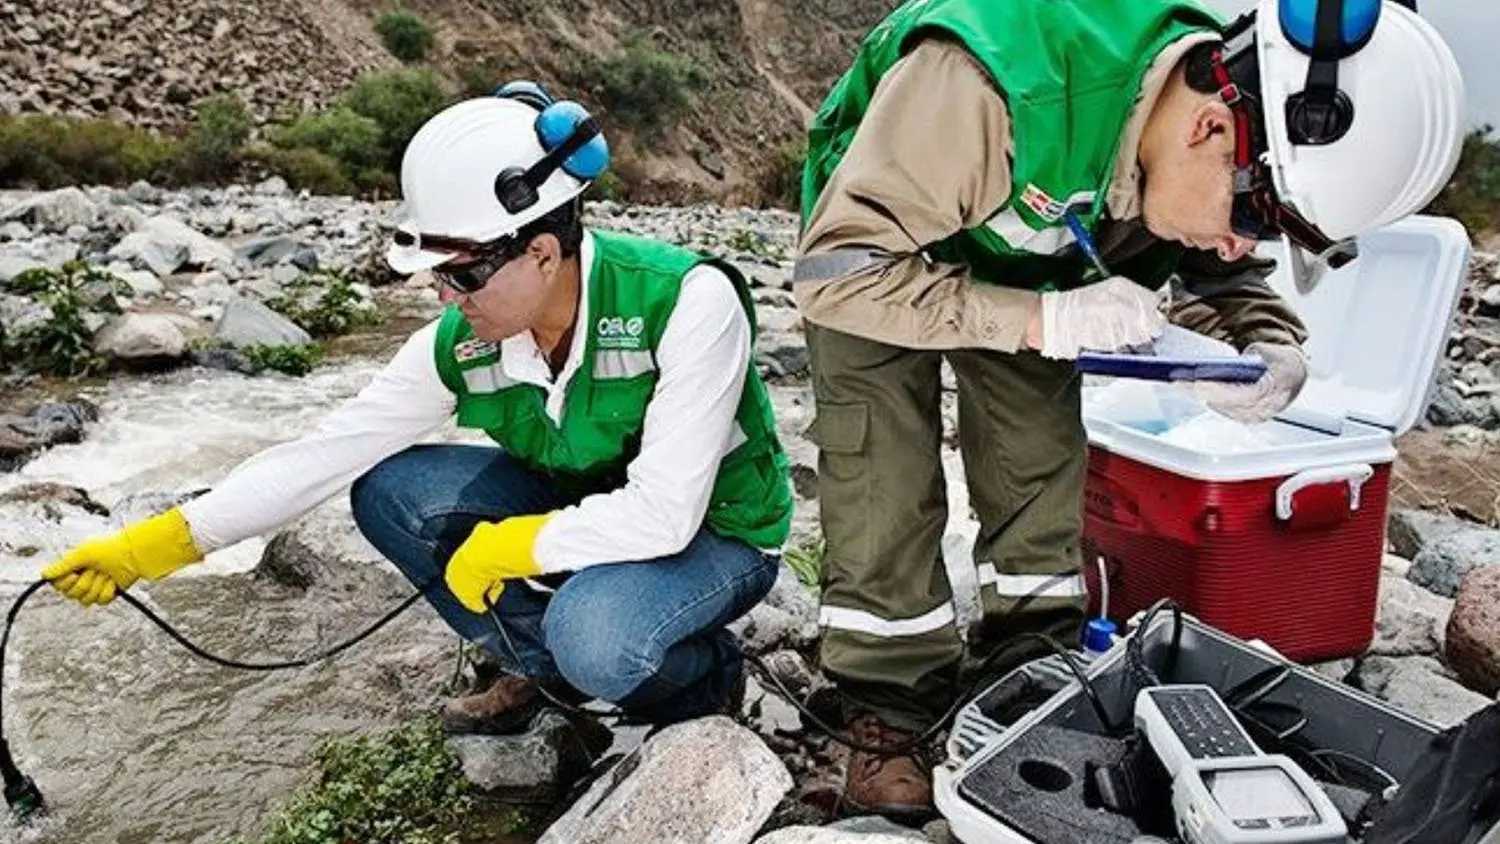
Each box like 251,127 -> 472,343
0,113 -> 176,188
590,31 -> 705,137
375,10 -> 436,63
270,107 -> 385,173
1428,125 -> 1500,237
340,69 -> 450,170
241,143 -> 354,195
176,92 -> 253,182
758,138 -> 806,211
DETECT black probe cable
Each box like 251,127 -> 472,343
0,576 -> 435,823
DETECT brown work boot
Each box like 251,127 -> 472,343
842,713 -> 935,819
441,673 -> 544,736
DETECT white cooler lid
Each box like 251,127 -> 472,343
1263,215 -> 1472,436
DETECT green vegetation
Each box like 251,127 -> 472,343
223,718 -> 531,844
0,112 -> 178,189
0,262 -> 130,378
0,69 -> 448,198
759,138 -> 806,211
586,169 -> 628,202
341,69 -> 449,172
375,10 -> 437,62
585,31 -> 705,137
1427,125 -> 1500,238
266,269 -> 383,339
179,93 -> 253,182
244,343 -> 326,377
783,533 -> 825,593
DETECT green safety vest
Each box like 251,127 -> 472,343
432,229 -> 794,551
801,0 -> 1225,291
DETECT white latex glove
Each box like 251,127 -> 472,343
1183,342 -> 1308,424
1038,276 -> 1167,360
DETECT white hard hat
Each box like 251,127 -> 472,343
1213,0 -> 1465,263
386,95 -> 600,274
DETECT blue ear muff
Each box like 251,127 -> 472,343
536,100 -> 610,181
490,80 -> 613,214
1279,0 -> 1380,56
1277,0 -> 1376,146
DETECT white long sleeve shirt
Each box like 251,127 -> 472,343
179,231 -> 755,573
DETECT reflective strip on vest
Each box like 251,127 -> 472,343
593,350 -> 656,380
984,207 -> 1078,255
463,364 -> 514,394
976,564 -> 1087,600
818,602 -> 956,638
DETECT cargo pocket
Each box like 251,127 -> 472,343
804,401 -> 871,564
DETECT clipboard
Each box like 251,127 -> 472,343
1074,326 -> 1268,383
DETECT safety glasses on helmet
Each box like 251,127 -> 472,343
390,229 -> 523,295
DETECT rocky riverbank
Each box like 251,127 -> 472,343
2,183 -> 1499,844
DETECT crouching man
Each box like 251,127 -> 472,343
40,82 -> 795,733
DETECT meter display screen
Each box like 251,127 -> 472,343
1204,767 -> 1317,823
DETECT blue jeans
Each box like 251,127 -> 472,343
349,443 -> 779,724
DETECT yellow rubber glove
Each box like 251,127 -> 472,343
445,513 -> 552,613
41,508 -> 204,606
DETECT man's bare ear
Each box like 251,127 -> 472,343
1188,100 -> 1235,148
528,233 -> 562,274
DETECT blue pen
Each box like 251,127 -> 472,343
1063,209 -> 1110,278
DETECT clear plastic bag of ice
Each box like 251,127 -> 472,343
1082,380 -> 1279,453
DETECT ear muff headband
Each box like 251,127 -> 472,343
1278,0 -> 1381,145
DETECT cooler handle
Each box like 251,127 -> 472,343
1274,463 -> 1373,521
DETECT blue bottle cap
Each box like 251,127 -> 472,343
1083,618 -> 1118,655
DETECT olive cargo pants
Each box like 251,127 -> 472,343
804,323 -> 1091,731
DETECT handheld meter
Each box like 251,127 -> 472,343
1134,685 -> 1347,844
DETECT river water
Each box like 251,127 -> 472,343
0,358 -> 496,844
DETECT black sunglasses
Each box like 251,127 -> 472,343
432,249 -> 518,295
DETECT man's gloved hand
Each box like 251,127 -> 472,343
1184,342 -> 1308,424
446,513 -> 553,613
41,508 -> 204,606
1036,276 -> 1168,359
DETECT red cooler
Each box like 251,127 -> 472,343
1079,215 -> 1472,663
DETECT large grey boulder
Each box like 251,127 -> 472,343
213,295 -> 311,349
538,716 -> 792,844
1408,528 -> 1500,598
1354,655 -> 1492,727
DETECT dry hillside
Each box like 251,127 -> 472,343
0,0 -> 893,205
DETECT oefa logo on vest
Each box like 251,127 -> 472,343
595,314 -> 646,350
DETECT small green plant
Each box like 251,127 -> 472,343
245,343 -> 325,377
267,270 -> 383,338
783,533 -> 826,593
1,262 -> 131,377
591,31 -> 706,136
224,718 -> 477,844
375,10 -> 437,62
